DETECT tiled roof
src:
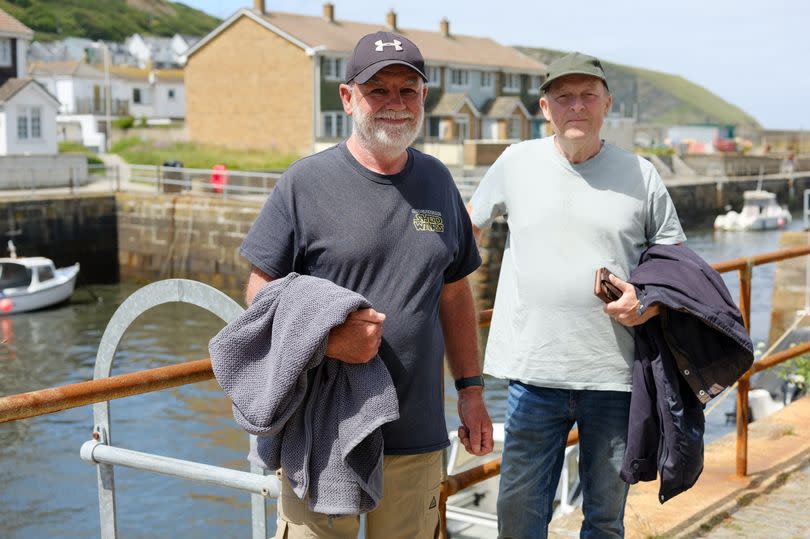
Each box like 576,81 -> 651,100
0,7 -> 33,38
260,11 -> 544,72
29,60 -> 104,78
107,65 -> 184,82
429,92 -> 479,116
0,78 -> 28,103
481,96 -> 530,118
0,78 -> 59,106
190,9 -> 545,73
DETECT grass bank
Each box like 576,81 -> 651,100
59,141 -> 103,165
110,137 -> 300,171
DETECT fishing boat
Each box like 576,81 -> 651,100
713,190 -> 792,231
0,241 -> 80,315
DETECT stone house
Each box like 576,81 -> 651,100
184,1 -> 546,159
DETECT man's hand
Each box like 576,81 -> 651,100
603,274 -> 659,327
325,308 -> 386,364
457,387 -> 494,456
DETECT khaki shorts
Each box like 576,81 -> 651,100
275,450 -> 444,539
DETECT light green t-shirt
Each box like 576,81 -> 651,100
470,136 -> 686,391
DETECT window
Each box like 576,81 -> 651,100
528,75 -> 541,94
480,71 -> 494,89
0,39 -> 11,67
427,116 -> 440,138
427,66 -> 441,87
16,106 -> 42,141
323,57 -> 345,81
449,69 -> 469,88
322,112 -> 350,138
31,107 -> 41,138
133,88 -> 142,104
502,73 -> 521,92
509,117 -> 521,139
168,89 -> 176,100
456,116 -> 469,140
37,265 -> 55,283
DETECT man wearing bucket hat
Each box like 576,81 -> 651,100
469,52 -> 685,537
241,31 -> 492,538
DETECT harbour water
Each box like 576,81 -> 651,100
0,218 -> 805,538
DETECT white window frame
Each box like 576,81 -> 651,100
323,57 -> 345,82
528,75 -> 541,95
508,117 -> 521,139
0,38 -> 11,67
502,73 -> 521,92
480,71 -> 494,89
427,66 -> 441,87
449,69 -> 470,89
456,116 -> 469,141
16,106 -> 42,141
321,111 -> 350,138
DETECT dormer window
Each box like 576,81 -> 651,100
481,72 -> 494,89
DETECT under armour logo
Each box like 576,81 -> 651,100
374,39 -> 403,52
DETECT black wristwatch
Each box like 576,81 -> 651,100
455,375 -> 485,391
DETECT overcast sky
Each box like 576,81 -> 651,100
183,0 -> 810,131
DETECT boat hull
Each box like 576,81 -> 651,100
0,264 -> 79,315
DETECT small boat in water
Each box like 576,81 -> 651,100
714,190 -> 792,231
0,241 -> 80,315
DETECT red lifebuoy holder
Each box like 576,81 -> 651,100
211,164 -> 229,194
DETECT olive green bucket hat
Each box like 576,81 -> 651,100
540,52 -> 609,92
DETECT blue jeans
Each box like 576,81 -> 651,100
497,381 -> 631,539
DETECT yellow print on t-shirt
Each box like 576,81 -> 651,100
412,209 -> 445,233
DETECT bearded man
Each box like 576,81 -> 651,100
240,32 -> 493,539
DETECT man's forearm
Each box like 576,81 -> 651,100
440,277 -> 482,379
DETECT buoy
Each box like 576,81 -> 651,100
0,298 -> 13,313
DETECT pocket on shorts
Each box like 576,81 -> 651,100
425,451 -> 443,538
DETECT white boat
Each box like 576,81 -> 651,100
0,241 -> 80,315
714,190 -> 792,231
445,423 -> 581,537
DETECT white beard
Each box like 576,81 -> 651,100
350,90 -> 424,159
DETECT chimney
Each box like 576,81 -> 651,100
386,9 -> 397,31
254,0 -> 265,15
323,3 -> 334,22
440,18 -> 449,37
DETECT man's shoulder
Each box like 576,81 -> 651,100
285,144 -> 343,175
603,142 -> 658,174
408,146 -> 452,174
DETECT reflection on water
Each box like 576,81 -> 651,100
1,218 -> 806,538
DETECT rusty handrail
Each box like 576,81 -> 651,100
3,243 -> 810,533
0,359 -> 214,424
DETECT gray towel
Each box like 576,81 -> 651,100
209,273 -> 399,514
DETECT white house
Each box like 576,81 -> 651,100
0,78 -> 60,155
108,65 -> 185,120
29,60 -> 130,116
125,34 -> 189,69
0,7 -> 33,87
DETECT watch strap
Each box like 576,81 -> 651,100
455,375 -> 485,391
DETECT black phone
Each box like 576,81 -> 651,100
594,267 -> 622,303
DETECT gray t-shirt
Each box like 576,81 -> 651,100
470,137 -> 685,391
241,142 -> 481,453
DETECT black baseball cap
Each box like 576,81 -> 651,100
540,52 -> 609,92
345,31 -> 427,84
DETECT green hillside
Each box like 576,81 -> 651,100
0,0 -> 221,41
517,46 -> 760,129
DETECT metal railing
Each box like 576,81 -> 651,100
127,164 -> 282,199
3,245 -> 810,536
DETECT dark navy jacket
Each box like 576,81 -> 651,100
620,244 -> 754,503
